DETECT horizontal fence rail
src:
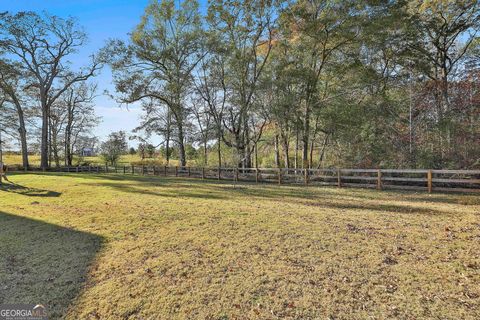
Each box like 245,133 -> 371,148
5,165 -> 480,193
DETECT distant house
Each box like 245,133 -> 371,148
81,148 -> 95,157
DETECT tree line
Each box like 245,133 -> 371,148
1,0 -> 479,170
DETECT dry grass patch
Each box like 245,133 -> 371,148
0,173 -> 479,319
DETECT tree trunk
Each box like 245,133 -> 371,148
309,140 -> 314,169
15,104 -> 29,169
203,139 -> 208,166
317,133 -> 329,169
52,140 -> 60,168
217,129 -> 222,168
302,104 -> 310,169
4,91 -> 29,169
165,111 -> 171,165
254,141 -> 258,168
40,105 -> 49,169
243,118 -> 252,168
65,111 -> 74,166
441,71 -> 451,162
274,134 -> 280,168
236,145 -> 245,168
176,120 -> 186,167
281,132 -> 290,169
294,126 -> 299,169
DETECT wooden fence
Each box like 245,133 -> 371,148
6,164 -> 480,193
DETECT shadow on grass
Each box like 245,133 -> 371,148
0,211 -> 103,319
11,172 -> 478,208
296,200 -> 445,215
82,181 -> 228,200
0,182 -> 61,197
72,177 -> 451,216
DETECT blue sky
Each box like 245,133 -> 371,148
2,0 -> 204,144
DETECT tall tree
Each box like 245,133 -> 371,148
403,0 -> 480,163
280,0 -> 358,168
0,12 -> 102,169
107,0 -> 204,166
207,0 -> 275,168
0,59 -> 30,168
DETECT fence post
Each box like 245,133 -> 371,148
115,166 -> 118,173
377,169 -> 382,190
123,166 -> 126,174
188,167 -> 191,177
304,168 -> 309,185
278,168 -> 282,185
337,168 -> 342,187
76,166 -> 79,173
164,166 -> 167,176
105,164 -> 108,173
427,170 -> 433,193
96,166 -> 99,173
175,166 -> 178,177
142,166 -> 145,175
131,165 -> 134,175
218,167 -> 221,180
202,167 -> 205,180
235,168 -> 239,182
153,166 -> 157,176
256,168 -> 259,183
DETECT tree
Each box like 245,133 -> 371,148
0,12 -> 102,169
63,82 -> 98,166
107,0 -> 204,166
137,143 -> 146,160
280,0 -> 358,168
403,1 -> 480,164
0,59 -> 30,168
101,131 -> 128,166
194,56 -> 228,167
206,0 -> 275,168
146,144 -> 156,158
191,96 -> 214,165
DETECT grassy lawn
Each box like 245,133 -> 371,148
0,173 -> 479,319
2,154 -> 181,167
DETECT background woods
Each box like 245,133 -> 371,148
0,0 -> 479,170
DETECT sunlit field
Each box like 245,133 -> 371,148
0,173 -> 479,319
2,154 -> 174,167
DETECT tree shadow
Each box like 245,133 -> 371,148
296,199 -> 447,215
0,182 -> 61,197
0,211 -> 103,319
13,172 -> 480,211
82,181 -> 228,200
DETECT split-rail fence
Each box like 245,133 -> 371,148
5,165 -> 480,193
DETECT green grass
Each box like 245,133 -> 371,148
1,173 -> 479,319
2,153 -> 189,167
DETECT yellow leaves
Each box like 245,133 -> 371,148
408,0 -> 475,18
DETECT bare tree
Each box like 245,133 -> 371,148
63,82 -> 98,166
